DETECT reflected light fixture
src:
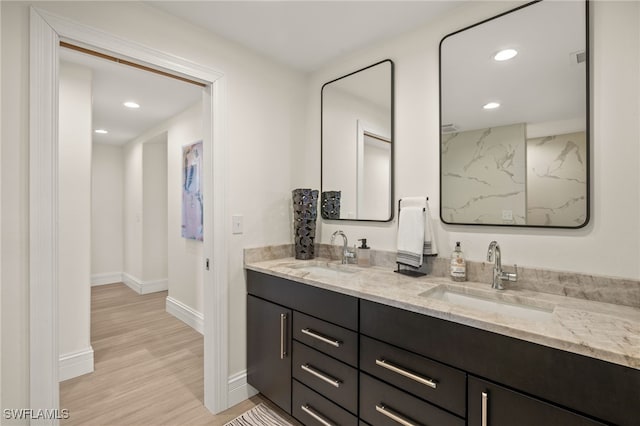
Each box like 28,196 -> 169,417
494,49 -> 518,61
483,102 -> 500,110
94,129 -> 108,134
123,101 -> 140,109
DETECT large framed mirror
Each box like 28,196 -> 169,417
440,1 -> 589,228
321,60 -> 394,222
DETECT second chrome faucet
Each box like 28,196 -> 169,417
486,241 -> 518,290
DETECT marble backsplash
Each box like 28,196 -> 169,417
244,244 -> 640,309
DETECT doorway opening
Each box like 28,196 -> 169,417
30,7 -> 230,416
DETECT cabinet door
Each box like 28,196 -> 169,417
468,377 -> 606,426
247,295 -> 292,413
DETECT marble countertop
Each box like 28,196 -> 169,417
245,257 -> 640,370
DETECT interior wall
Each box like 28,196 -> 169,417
123,138 -> 144,280
91,143 -> 124,278
58,62 -> 92,358
1,3 -> 28,413
302,1 -> 640,281
166,105 -> 203,313
143,139 -> 168,282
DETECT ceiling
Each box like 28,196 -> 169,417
60,47 -> 203,146
441,0 -> 586,133
148,1 -> 464,72
62,1 -> 467,146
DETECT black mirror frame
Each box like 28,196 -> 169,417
438,0 -> 590,229
321,59 -> 395,222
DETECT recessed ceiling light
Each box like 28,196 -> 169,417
483,102 -> 501,110
123,101 -> 140,109
94,129 -> 108,134
494,49 -> 518,61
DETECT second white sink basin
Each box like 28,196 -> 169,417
422,286 -> 554,321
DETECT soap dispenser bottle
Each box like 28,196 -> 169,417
357,239 -> 371,267
450,241 -> 466,282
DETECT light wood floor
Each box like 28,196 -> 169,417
60,283 -> 291,425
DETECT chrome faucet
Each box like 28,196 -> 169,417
486,241 -> 517,290
330,230 -> 356,264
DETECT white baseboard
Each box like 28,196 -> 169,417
166,296 -> 204,334
59,346 -> 94,382
122,273 -> 168,295
91,272 -> 123,286
228,370 -> 258,408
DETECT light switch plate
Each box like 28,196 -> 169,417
232,215 -> 243,234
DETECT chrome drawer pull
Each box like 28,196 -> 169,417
280,313 -> 287,359
375,359 -> 437,389
301,404 -> 335,426
482,392 -> 488,426
301,328 -> 342,348
301,364 -> 341,388
375,404 -> 419,426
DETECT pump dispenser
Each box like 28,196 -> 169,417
357,239 -> 371,267
450,241 -> 466,282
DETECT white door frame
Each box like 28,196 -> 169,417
29,7 -> 229,420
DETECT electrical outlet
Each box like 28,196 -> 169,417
502,210 -> 513,221
232,215 -> 243,234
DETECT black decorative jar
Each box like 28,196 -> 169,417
321,191 -> 341,220
292,188 -> 319,260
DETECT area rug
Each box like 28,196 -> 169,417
224,403 -> 294,426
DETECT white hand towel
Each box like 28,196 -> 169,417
399,197 -> 438,256
424,202 -> 439,256
396,206 -> 425,268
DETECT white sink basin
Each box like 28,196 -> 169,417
289,262 -> 359,278
421,286 -> 554,321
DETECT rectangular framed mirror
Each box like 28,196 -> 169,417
321,60 -> 394,222
439,1 -> 589,228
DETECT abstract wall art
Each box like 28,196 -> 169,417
182,141 -> 203,241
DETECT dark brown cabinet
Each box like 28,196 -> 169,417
247,295 -> 292,413
468,376 -> 605,426
247,270 -> 359,423
247,270 -> 639,426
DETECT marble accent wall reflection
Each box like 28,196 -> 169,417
527,132 -> 587,226
442,123 -> 526,224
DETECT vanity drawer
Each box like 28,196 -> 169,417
294,311 -> 358,367
247,270 -> 358,330
293,341 -> 358,414
360,373 -> 465,426
292,380 -> 358,426
360,335 -> 466,417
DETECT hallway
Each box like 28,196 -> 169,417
60,284 -> 261,425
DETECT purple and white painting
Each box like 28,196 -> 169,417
182,141 -> 203,241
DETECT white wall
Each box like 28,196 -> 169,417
166,105 -> 204,313
92,143 -> 124,279
1,3 -> 29,413
58,62 -> 92,361
123,138 -> 144,280
303,1 -> 640,281
123,131 -> 170,289
143,139 -> 168,282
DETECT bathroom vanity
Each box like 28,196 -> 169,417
246,257 -> 639,426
